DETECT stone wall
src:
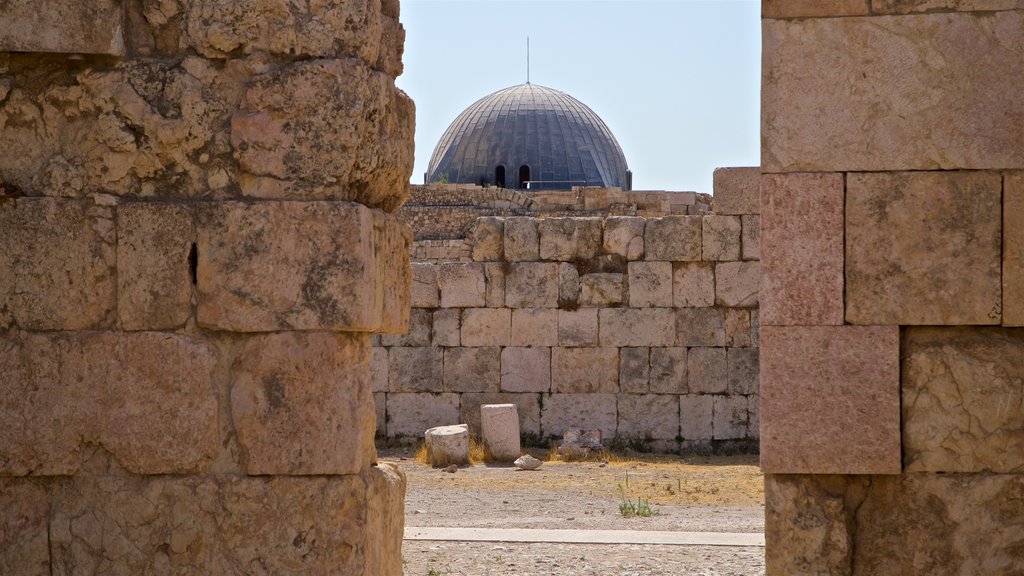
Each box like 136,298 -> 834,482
761,2 -> 1024,573
0,1 -> 412,573
375,168 -> 761,452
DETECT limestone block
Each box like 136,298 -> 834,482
374,392 -> 386,436
687,348 -> 728,395
904,327 -> 1024,473
484,262 -> 506,308
725,309 -> 753,348
424,424 -> 469,466
599,308 -> 676,347
0,198 -> 115,330
558,263 -> 581,307
379,308 -> 431,347
672,262 -> 715,308
650,347 -> 688,395
0,0 -> 124,54
764,474 -> 856,576
618,395 -> 681,441
711,167 -> 760,215
677,308 -> 726,347
460,393 -> 541,436
741,215 -> 760,261
372,212 -> 411,334
363,463 -> 407,576
1008,172 -> 1024,326
481,404 -> 521,461
432,309 -> 461,347
412,263 -> 440,308
644,216 -> 701,261
438,263 -> 487,308
727,348 -> 759,395
443,347 -> 500,393
714,261 -> 759,308
558,309 -> 599,347
385,393 -> 460,438
628,261 -> 673,307
500,347 -> 551,393
552,347 -> 620,393
371,347 -> 388,393
872,0 -> 1024,13
846,171 -> 1001,325
603,216 -> 645,260
619,347 -> 650,393
0,480 -> 49,576
748,395 -> 760,440
750,310 -> 760,348
712,396 -> 748,440
509,308 -> 558,346
702,215 -> 742,261
763,0 -> 870,17
762,12 -> 1024,172
196,201 -> 378,331
505,262 -> 559,308
461,308 -> 511,347
504,217 -> 540,261
388,346 -> 443,392
539,218 -> 602,261
541,393 -> 617,439
469,217 -> 504,261
580,273 -> 626,306
760,325 -> 900,474
0,332 -> 219,476
117,203 -> 194,330
680,395 -> 714,441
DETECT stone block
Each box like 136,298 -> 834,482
371,347 -> 388,393
680,395 -> 714,441
762,0 -> 869,17
0,480 -> 48,575
539,218 -> 602,261
725,309 -> 753,348
385,393 -> 460,438
687,347 -> 728,395
1008,172 -> 1024,326
504,217 -> 539,261
484,262 -> 506,308
618,395 -> 681,441
904,327 -> 1024,473
676,308 -> 726,347
702,215 -> 742,261
460,393 -> 541,436
603,216 -> 645,260
558,263 -> 581,307
372,212 -> 411,334
379,308 -> 431,347
387,346 -> 442,392
628,261 -> 673,307
872,0 -> 1024,15
443,347 -> 500,393
580,273 -> 625,306
748,394 -> 760,440
760,325 -> 900,474
650,347 -> 688,394
424,424 -> 469,466
727,348 -> 759,395
469,217 -> 504,261
761,173 -> 844,326
711,167 -> 760,215
714,261 -> 759,308
511,308 -> 559,346
846,171 -> 1001,325
461,308 -> 511,347
551,347 -> 619,393
374,392 -> 386,436
619,347 -> 650,393
741,215 -> 760,261
712,396 -> 748,440
672,262 -> 715,308
763,12 -> 1024,171
599,308 -> 676,347
432,309 -> 461,347
558,308 -> 599,347
500,347 -> 551,393
0,198 -> 115,330
750,310 -> 760,348
0,0 -> 124,55
541,393 -> 617,439
438,263 -> 487,308
117,203 -> 194,330
411,263 -> 440,308
505,262 -> 559,308
644,215 -> 702,261
480,404 -> 521,461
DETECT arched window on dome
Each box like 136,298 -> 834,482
518,165 -> 530,189
495,165 -> 506,188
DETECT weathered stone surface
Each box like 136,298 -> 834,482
411,263 -> 440,308
618,395 -> 680,441
480,404 -> 521,461
557,263 -> 580,307
461,308 -> 511,347
603,216 -> 645,260
650,347 -> 687,394
0,480 -> 49,575
702,215 -> 742,261
676,308 -> 726,347
763,0 -> 869,17
761,172 -> 844,326
727,348 -> 759,395
580,273 -> 625,306
231,332 -> 373,475
374,392 -> 386,436
764,474 -> 855,575
724,309 -> 753,348
687,348 -> 727,395
846,171 -> 1002,325
443,347 -> 500,393
763,11 -> 1024,172
599,308 -> 676,347
714,261 -> 759,308
628,261 -> 673,307
872,0 -> 1024,13
0,0 -> 123,55
1008,172 -> 1024,327
379,308 -> 430,347
484,262 -> 506,308
505,262 -> 559,308
424,424 -> 469,466
469,217 -> 504,261
511,308 -> 559,346
904,327 -> 1024,473
760,326 -> 901,474
432,309 -> 461,347
0,332 -> 218,476
460,392 -> 541,436
680,395 -> 714,441
748,394 -> 760,439
0,198 -> 115,330
504,217 -> 540,261
541,393 -> 617,439
371,347 -> 388,393
741,215 -> 760,261
539,218 -> 602,261
672,262 -> 715,308
644,216 -> 701,261
385,393 -> 460,438
558,308 -> 599,346
500,347 -> 551,393
438,263 -> 486,308
711,167 -> 760,215
619,347 -> 650,393
388,346 -> 443,392
372,212 -> 411,333
713,396 -> 748,440
552,347 -> 619,393
363,462 -> 407,576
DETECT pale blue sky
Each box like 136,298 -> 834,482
396,0 -> 761,194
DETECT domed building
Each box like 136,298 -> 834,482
426,83 -> 632,191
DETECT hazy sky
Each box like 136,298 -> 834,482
395,0 -> 761,194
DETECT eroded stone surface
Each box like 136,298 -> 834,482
580,273 -> 625,306
388,346 -> 443,392
386,393 -> 460,438
461,308 -> 511,347
411,263 -> 440,308
1005,172 -> 1024,327
558,309 -> 599,347
872,0 -> 1024,13
500,347 -> 551,393
541,393 -> 617,439
702,215 -> 741,261
680,395 -> 713,441
443,347 -> 500,393
599,308 -> 676,347
504,217 -> 540,261
603,216 -> 645,260
688,348 -> 727,395
0,0 -> 123,54
763,0 -> 869,17
618,395 -> 680,441
552,347 -> 619,393
715,262 -> 759,308
0,480 -> 48,575
373,211 -> 412,333
712,167 -> 760,215
438,263 -> 486,308
650,347 -> 687,394
511,308 -> 559,347
672,262 -> 714,308
644,216 -> 701,261
619,347 -> 650,393
539,218 -> 602,261
505,262 -> 559,308
469,217 -> 504,261
628,261 -> 673,307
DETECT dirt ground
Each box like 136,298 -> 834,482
379,448 -> 766,576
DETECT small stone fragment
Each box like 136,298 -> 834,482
514,454 -> 543,470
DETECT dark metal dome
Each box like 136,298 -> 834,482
426,83 -> 632,190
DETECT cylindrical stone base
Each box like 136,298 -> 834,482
424,424 -> 470,467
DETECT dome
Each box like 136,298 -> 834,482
426,83 -> 632,191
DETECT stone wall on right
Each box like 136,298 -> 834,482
760,1 -> 1024,573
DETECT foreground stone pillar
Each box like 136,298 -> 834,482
0,1 -> 413,573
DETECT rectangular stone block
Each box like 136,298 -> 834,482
603,216 -> 645,260
680,395 -> 713,441
725,309 -> 753,348
432,309 -> 461,347
373,212 -> 411,334
760,325 -> 900,474
411,262 -> 440,308
676,308 -> 726,347
687,347 -> 727,395
539,218 -> 602,261
541,393 -> 617,439
672,262 -> 715,308
552,347 -> 619,393
711,167 -> 760,215
763,12 -> 1024,171
500,347 -> 551,393
461,308 -> 511,347
438,263 -> 486,308
761,173 -> 844,326
0,0 -> 124,55
748,394 -> 760,440
619,347 -> 650,393
387,346 -> 442,392
460,392 -> 541,436
558,308 -> 599,347
714,261 -> 759,308
1004,172 -> 1024,326
846,171 -> 1002,325
702,215 -> 742,261
727,348 -> 759,395
443,347 -> 500,393
644,216 -> 701,261
558,263 -> 580,307
618,395 -> 681,441
504,217 -> 539,261
628,261 -> 673,307
385,392 -> 460,438
871,0 -> 1024,14
469,217 -> 504,261
0,198 -> 115,330
650,347 -> 687,394
484,262 -> 506,308
712,396 -> 748,441
505,262 -> 559,308
378,308 -> 430,347
511,308 -> 559,346
763,0 -> 869,17
371,347 -> 388,392
580,273 -> 625,306
741,215 -> 760,261
599,308 -> 676,347
0,480 -> 48,575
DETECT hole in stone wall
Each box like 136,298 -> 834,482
188,242 -> 198,286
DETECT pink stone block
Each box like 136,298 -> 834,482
761,173 -> 844,326
1004,172 -> 1024,327
760,325 -> 901,474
